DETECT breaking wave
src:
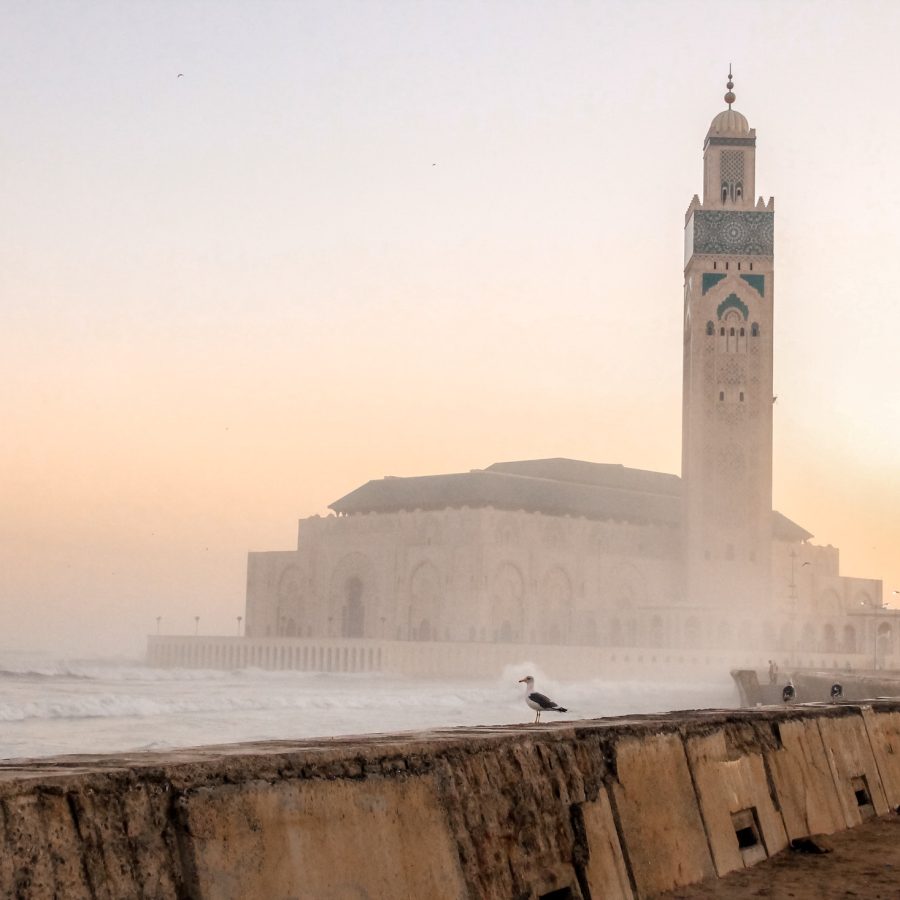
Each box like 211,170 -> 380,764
0,652 -> 738,758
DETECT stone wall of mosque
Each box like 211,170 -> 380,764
769,538 -> 885,657
6,702 -> 900,899
244,508 -> 888,657
245,507 -> 682,647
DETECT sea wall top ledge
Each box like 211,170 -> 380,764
2,701 -> 896,789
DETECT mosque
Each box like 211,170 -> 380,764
150,77 -> 893,675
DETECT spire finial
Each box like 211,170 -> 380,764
724,64 -> 736,108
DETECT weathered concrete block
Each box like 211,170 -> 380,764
578,790 -> 633,900
436,734 -> 587,900
818,711 -> 890,826
1,793 -> 86,899
685,725 -> 787,876
611,732 -> 715,897
861,707 -> 900,808
762,718 -> 845,839
181,775 -> 468,900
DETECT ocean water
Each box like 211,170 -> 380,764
0,652 -> 740,761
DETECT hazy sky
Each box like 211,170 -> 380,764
2,0 -> 898,656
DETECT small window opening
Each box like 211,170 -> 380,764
852,776 -> 875,819
725,261 -> 730,270
751,323 -> 760,337
713,261 -> 717,270
731,808 -> 766,866
739,391 -> 745,402
740,327 -> 745,336
719,391 -> 725,401
722,185 -> 728,203
720,326 -> 725,336
706,321 -> 714,336
749,262 -> 753,271
738,262 -> 742,270
730,327 -> 735,336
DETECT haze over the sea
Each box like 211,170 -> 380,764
2,0 -> 897,656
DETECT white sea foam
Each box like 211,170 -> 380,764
0,652 -> 739,761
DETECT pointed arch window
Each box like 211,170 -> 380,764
706,321 -> 714,336
751,322 -> 759,337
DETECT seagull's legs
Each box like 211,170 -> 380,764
534,710 -> 540,724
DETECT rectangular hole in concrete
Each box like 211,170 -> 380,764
731,807 -> 767,867
539,889 -> 574,900
852,775 -> 875,820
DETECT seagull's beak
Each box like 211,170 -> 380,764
518,677 -> 526,683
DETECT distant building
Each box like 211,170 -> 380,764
243,75 -> 888,664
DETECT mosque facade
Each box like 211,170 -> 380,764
240,79 -> 889,666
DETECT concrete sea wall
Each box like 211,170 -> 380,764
2,702 -> 900,899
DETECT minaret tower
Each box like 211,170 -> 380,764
682,70 -> 775,619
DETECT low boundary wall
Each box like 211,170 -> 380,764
146,634 -> 892,681
2,702 -> 900,899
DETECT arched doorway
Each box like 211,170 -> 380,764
342,576 -> 365,637
843,624 -> 856,654
409,562 -> 441,641
492,563 -> 525,643
541,567 -> 574,644
877,622 -> 893,665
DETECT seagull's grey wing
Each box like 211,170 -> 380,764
528,691 -> 560,710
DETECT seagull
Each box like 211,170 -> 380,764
518,676 -> 567,723
801,562 -> 811,567
177,73 -> 184,78
772,395 -> 778,403
782,681 -> 795,703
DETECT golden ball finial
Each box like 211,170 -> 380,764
725,67 -> 735,107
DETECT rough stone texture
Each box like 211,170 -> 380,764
611,732 -> 716,897
579,791 -> 634,899
762,718 -> 846,839
817,712 -> 890,825
435,728 -> 591,899
183,776 -> 467,900
3,704 -> 900,900
861,707 -> 900,808
685,724 -> 787,876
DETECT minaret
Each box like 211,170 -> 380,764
681,71 -> 775,623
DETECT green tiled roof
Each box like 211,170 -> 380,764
329,457 -> 812,540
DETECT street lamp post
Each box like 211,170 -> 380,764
156,616 -> 162,635
237,616 -> 243,636
194,616 -> 200,636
